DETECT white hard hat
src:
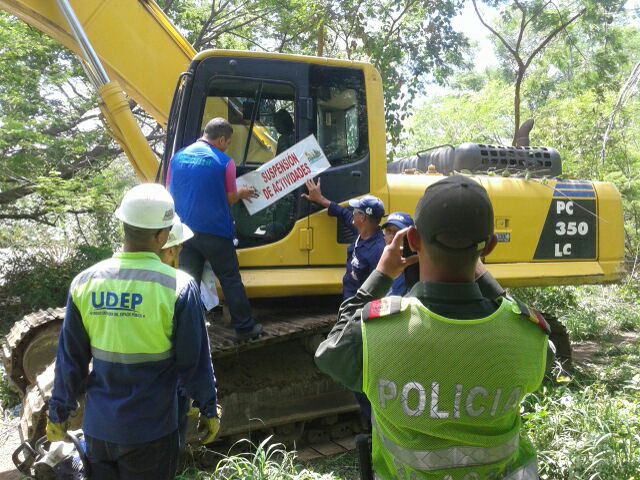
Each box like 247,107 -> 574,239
115,183 -> 178,229
163,217 -> 194,249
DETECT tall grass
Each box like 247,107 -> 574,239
524,378 -> 640,479
177,437 -> 337,480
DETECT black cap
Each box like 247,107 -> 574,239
415,175 -> 494,251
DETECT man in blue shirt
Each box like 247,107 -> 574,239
168,117 -> 263,341
381,212 -> 415,296
46,184 -> 220,480
303,179 -> 386,299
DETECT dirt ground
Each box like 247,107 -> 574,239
571,331 -> 640,364
0,417 -> 21,479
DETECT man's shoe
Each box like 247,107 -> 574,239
235,323 -> 264,342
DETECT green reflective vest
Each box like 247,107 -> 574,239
71,251 -> 191,364
361,296 -> 548,480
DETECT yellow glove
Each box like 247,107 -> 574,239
200,404 -> 223,445
187,406 -> 200,419
46,418 -> 68,442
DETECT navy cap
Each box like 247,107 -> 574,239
382,212 -> 414,230
415,175 -> 494,251
349,195 -> 385,220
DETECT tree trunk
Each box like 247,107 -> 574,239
317,20 -> 325,57
513,69 -> 524,146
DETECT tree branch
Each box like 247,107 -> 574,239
0,210 -> 57,227
194,0 -> 218,50
523,8 -> 585,70
472,0 -> 522,66
513,1 -> 527,54
382,0 -> 418,47
0,144 -> 121,206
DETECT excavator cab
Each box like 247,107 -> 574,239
163,52 -> 372,252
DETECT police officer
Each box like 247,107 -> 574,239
315,175 -> 549,480
46,184 -> 221,480
303,179 -> 386,299
381,212 -> 415,296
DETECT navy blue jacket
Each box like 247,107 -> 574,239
48,278 -> 217,445
328,202 -> 385,299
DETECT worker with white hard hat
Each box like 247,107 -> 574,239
159,216 -> 194,268
46,183 -> 221,480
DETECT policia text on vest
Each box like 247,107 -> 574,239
376,379 -> 522,420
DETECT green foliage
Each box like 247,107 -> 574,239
512,286 -> 579,318
514,281 -> 640,341
404,11 -> 640,262
0,366 -> 20,412
523,340 -> 640,479
0,12 -> 136,251
0,245 -> 112,335
563,284 -> 640,341
403,74 -> 514,153
0,13 -> 121,221
177,437 -> 338,479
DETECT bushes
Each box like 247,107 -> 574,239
513,280 -> 640,341
0,245 -> 112,335
524,383 -> 640,479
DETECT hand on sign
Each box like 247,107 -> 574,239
376,227 -> 419,279
239,186 -> 259,201
302,179 -> 330,208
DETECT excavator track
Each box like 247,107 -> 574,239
2,297 -> 340,392
2,308 -> 65,395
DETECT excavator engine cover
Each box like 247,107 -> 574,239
387,143 -> 562,177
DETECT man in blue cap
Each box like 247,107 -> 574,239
304,179 -> 386,299
382,212 -> 415,296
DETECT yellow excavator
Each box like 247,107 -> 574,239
1,0 -> 625,455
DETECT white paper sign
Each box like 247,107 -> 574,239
199,261 -> 219,312
238,135 -> 331,215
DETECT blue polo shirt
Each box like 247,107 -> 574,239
328,202 -> 385,299
169,141 -> 235,239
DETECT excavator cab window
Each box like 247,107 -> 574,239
315,87 -> 362,165
306,66 -> 370,220
201,78 -> 295,166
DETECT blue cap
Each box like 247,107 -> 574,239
382,212 -> 414,230
348,195 -> 385,219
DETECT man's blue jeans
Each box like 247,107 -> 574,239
180,232 -> 255,333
